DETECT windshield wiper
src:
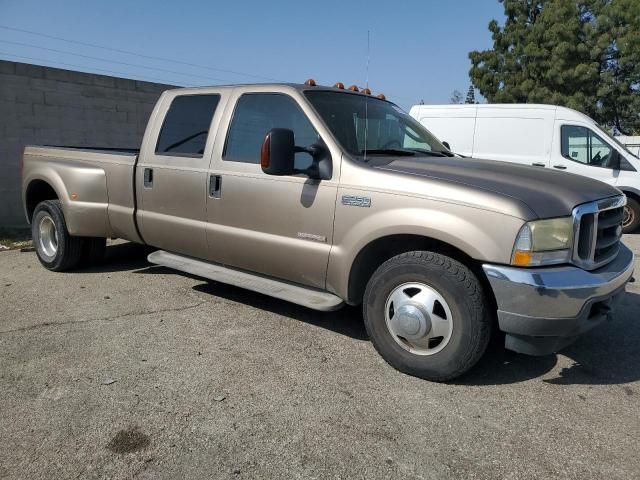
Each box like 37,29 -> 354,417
360,149 -> 416,156
405,148 -> 453,157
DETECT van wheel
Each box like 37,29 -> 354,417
32,200 -> 84,271
363,251 -> 491,382
622,198 -> 640,233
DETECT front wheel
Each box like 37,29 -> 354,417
32,200 -> 84,271
623,197 -> 640,234
363,251 -> 491,381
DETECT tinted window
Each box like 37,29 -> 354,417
156,94 -> 220,157
305,91 -> 448,157
224,93 -> 319,169
561,125 -> 614,168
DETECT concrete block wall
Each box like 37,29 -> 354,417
0,60 -> 175,227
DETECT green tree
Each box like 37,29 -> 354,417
469,0 -> 640,135
465,85 -> 477,104
450,90 -> 464,104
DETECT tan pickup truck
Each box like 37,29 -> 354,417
22,81 -> 635,381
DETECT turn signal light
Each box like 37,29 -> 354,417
348,85 -> 359,92
304,79 -> 317,86
334,82 -> 345,89
512,251 -> 533,266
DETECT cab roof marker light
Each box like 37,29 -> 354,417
304,79 -> 317,86
377,93 -> 386,100
361,88 -> 371,95
334,82 -> 345,89
348,85 -> 359,92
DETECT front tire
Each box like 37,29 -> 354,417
363,251 -> 491,381
32,200 -> 84,271
623,197 -> 640,233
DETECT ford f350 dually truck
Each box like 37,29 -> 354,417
22,81 -> 635,381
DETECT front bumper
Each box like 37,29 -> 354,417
483,243 -> 635,355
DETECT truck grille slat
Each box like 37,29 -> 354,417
572,197 -> 625,270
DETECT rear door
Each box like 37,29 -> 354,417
204,91 -> 337,288
136,92 -> 224,258
551,123 -> 618,186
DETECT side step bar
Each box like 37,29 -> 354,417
147,250 -> 344,312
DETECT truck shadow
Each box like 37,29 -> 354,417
455,291 -> 640,386
73,242 -> 152,273
99,242 -> 639,386
190,281 -> 369,341
190,280 -> 640,386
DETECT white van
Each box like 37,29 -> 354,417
410,104 -> 640,232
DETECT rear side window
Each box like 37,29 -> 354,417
224,93 -> 319,170
156,94 -> 220,157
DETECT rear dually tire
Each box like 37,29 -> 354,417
32,200 -> 84,271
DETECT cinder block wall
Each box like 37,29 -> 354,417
0,60 -> 175,228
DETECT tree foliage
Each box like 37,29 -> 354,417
469,0 -> 640,134
465,86 -> 477,104
450,90 -> 464,104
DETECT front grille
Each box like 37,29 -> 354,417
572,196 -> 625,270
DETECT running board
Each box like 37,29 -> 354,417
147,250 -> 344,312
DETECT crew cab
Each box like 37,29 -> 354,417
22,81 -> 636,381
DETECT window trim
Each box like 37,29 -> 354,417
221,92 -> 319,164
560,124 -> 615,169
154,93 -> 221,159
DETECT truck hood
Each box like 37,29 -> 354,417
373,156 -> 621,219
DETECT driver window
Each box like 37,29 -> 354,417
224,93 -> 319,171
561,125 -> 613,167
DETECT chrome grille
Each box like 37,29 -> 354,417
572,195 -> 626,270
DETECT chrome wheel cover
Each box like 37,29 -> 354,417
384,282 -> 454,356
38,215 -> 58,259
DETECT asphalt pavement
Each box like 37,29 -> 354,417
1,235 -> 639,479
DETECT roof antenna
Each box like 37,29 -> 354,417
364,30 -> 370,162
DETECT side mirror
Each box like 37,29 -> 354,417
442,141 -> 451,150
261,128 -> 296,176
609,150 -> 621,170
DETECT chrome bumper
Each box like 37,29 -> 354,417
482,243 -> 635,355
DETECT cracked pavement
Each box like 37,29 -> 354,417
1,237 -> 639,479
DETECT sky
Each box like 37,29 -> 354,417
0,0 -> 505,110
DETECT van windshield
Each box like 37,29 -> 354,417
305,91 -> 451,158
598,126 -> 639,159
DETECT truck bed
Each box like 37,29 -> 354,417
22,145 -> 142,242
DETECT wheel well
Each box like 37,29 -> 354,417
347,234 -> 496,309
620,190 -> 640,205
25,180 -> 58,222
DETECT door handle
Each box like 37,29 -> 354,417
209,174 -> 222,199
143,168 -> 153,188
553,165 -> 567,170
532,162 -> 546,167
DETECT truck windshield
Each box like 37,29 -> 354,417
305,91 -> 451,158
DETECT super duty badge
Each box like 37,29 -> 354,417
342,195 -> 371,208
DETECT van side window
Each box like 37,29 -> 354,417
224,93 -> 319,170
561,125 -> 613,168
156,94 -> 220,157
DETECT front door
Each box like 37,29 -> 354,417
552,123 -> 619,186
205,92 -> 337,289
136,93 -> 222,258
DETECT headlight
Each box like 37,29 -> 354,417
511,217 -> 573,267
